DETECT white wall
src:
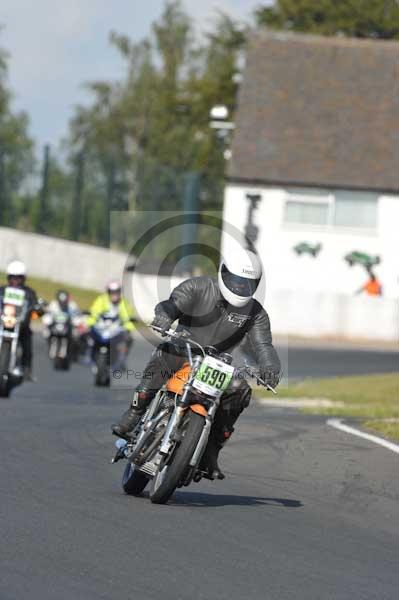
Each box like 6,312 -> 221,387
222,184 -> 399,342
223,184 -> 399,299
0,227 -> 128,291
126,271 -> 184,324
266,290 -> 399,342
2,225 -> 398,342
0,226 -> 185,323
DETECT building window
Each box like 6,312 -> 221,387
333,191 -> 377,228
283,189 -> 378,229
285,200 -> 330,226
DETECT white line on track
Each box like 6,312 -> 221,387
328,418 -> 399,455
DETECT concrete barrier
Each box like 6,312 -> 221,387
266,290 -> 399,343
1,228 -> 397,342
0,227 -> 127,291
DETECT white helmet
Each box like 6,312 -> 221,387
218,246 -> 262,307
6,260 -> 27,277
106,280 -> 121,293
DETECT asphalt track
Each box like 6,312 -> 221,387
0,335 -> 398,600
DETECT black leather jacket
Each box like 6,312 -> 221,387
155,277 -> 281,377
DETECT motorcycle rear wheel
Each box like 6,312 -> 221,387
122,463 -> 149,496
149,411 -> 205,505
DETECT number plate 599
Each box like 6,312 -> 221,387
192,356 -> 234,398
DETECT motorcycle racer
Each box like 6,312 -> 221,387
112,245 -> 281,479
45,290 -> 80,319
0,261 -> 44,380
87,281 -> 135,366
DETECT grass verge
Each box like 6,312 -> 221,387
268,373 -> 399,441
0,273 -> 98,311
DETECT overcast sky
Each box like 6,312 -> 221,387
0,1 -> 269,149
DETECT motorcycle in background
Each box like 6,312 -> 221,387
70,314 -> 90,362
43,309 -> 90,369
0,286 -> 30,397
43,311 -> 73,370
90,313 -> 127,387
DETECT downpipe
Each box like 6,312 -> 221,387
131,408 -> 170,461
127,393 -> 162,456
144,390 -> 163,423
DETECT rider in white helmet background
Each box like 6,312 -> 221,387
0,261 -> 45,380
112,243 -> 281,479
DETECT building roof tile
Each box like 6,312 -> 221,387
229,31 -> 399,192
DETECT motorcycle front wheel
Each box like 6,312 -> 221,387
149,411 -> 205,505
95,352 -> 110,386
122,463 -> 149,496
0,342 -> 11,397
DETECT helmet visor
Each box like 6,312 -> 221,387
221,265 -> 260,298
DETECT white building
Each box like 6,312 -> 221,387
222,31 -> 399,341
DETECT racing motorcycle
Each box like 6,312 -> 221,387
0,286 -> 30,397
90,313 -> 127,386
45,311 -> 73,371
112,326 -> 275,504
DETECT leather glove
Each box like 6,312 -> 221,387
259,369 -> 281,389
151,311 -> 172,336
34,298 -> 47,316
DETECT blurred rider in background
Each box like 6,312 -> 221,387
45,290 -> 80,319
0,261 -> 45,380
87,281 -> 135,366
43,290 -> 86,360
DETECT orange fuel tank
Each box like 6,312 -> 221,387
166,363 -> 191,395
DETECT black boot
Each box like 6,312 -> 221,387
111,407 -> 143,438
200,427 -> 234,480
200,439 -> 225,480
111,391 -> 153,438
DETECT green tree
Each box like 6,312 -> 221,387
0,37 -> 34,227
255,0 -> 399,39
65,1 -> 247,248
30,149 -> 73,237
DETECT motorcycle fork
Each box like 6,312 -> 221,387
189,399 -> 219,468
59,337 -> 69,359
159,358 -> 202,456
9,324 -> 21,371
49,337 -> 58,360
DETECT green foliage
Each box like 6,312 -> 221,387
2,2 -> 246,249
255,0 -> 399,39
274,372 -> 399,440
65,1 -> 245,248
0,36 -> 34,227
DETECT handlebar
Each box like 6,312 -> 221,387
150,325 -> 277,393
236,365 -> 277,395
151,325 -> 206,357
